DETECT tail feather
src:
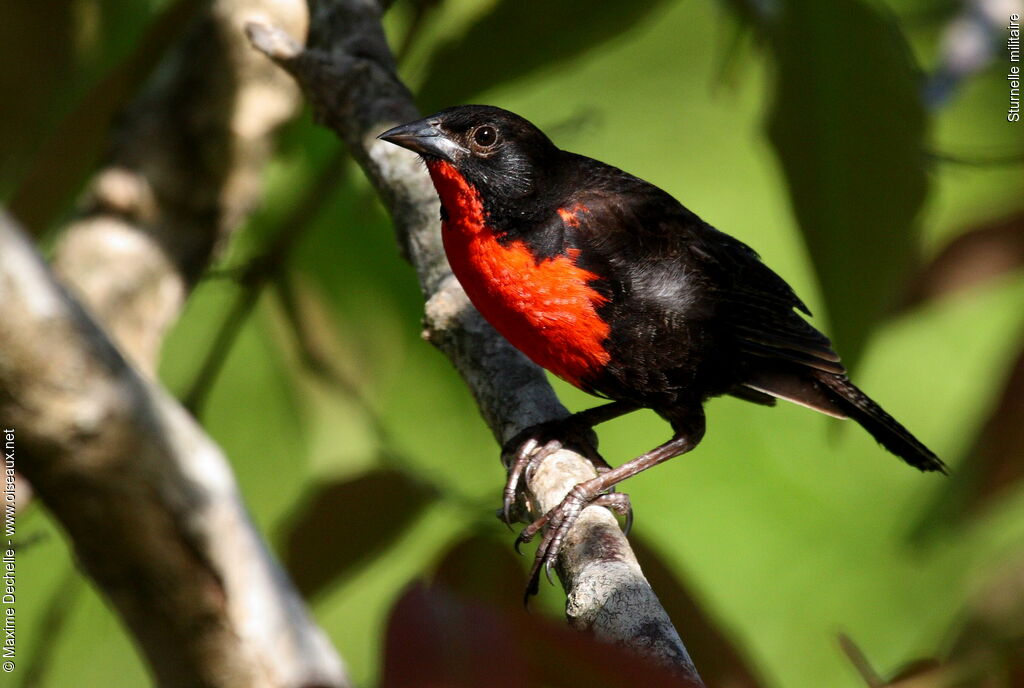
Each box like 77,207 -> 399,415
816,373 -> 947,473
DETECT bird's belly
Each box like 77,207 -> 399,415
443,226 -> 611,389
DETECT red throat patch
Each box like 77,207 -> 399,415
426,160 -> 611,388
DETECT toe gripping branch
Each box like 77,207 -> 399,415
500,402 -> 701,601
498,402 -> 638,600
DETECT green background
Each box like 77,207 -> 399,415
5,0 -> 1023,686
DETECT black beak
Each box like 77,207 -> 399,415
377,118 -> 465,162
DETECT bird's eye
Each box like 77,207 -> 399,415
472,126 -> 497,148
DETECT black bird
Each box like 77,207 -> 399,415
379,105 -> 945,595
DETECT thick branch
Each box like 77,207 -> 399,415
1,0 -> 352,685
246,2 -> 701,679
51,0 -> 308,375
0,211 -> 348,687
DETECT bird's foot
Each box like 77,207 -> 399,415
499,416 -> 607,526
516,485 -> 632,600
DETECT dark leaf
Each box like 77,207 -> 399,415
380,582 -> 703,688
900,211 -> 1024,311
380,583 -> 532,688
945,556 -> 1024,685
885,658 -> 943,684
632,535 -> 767,688
416,0 -> 673,111
960,340 -> 1024,514
431,530 -> 528,610
281,467 -> 437,597
766,0 -> 929,367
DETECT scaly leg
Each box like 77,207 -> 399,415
518,415 -> 705,599
500,401 -> 639,524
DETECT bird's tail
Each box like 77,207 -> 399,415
816,374 -> 947,474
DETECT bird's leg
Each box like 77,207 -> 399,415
500,401 -> 638,524
518,420 -> 704,599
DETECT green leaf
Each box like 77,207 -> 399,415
765,0 -> 929,366
281,468 -> 437,598
416,0 -> 673,111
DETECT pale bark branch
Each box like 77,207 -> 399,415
246,1 -> 702,680
0,212 -> 348,687
0,0 -> 351,685
51,0 -> 308,375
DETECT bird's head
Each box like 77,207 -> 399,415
378,105 -> 559,207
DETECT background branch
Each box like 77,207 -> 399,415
49,0 -> 308,375
0,212 -> 348,687
183,147 -> 349,415
1,0 -> 352,685
246,1 -> 701,680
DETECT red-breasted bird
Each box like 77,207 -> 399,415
379,105 -> 945,595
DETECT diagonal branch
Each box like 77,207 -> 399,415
246,1 -> 702,680
49,0 -> 309,376
184,147 -> 349,415
0,211 -> 348,687
1,0 -> 352,685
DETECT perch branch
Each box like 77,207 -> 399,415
246,0 -> 702,680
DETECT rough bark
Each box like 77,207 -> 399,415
0,0 -> 351,685
51,0 -> 307,375
246,1 -> 702,680
0,213 -> 348,687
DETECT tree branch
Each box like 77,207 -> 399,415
184,148 -> 349,415
50,0 -> 309,375
0,0 -> 352,685
246,2 -> 702,680
0,212 -> 348,687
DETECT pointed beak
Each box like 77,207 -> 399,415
377,118 -> 465,162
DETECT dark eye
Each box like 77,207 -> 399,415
473,126 -> 497,148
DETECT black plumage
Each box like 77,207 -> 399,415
379,105 -> 945,595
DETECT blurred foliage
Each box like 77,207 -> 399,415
3,0 -> 1024,686
282,468 -> 439,598
765,0 -> 929,366
414,0 -> 674,111
0,0 -> 196,230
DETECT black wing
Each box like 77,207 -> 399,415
559,155 -> 844,379
685,226 -> 845,376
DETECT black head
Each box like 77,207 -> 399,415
378,105 -> 561,205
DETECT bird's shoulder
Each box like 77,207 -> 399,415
553,154 -> 808,311
555,153 -> 844,375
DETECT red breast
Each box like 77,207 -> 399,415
427,160 -> 611,389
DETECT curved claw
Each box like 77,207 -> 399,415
501,436 -> 538,470
501,494 -> 515,530
622,502 -> 634,536
500,416 -> 608,529
518,488 -> 638,600
501,436 -> 550,527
